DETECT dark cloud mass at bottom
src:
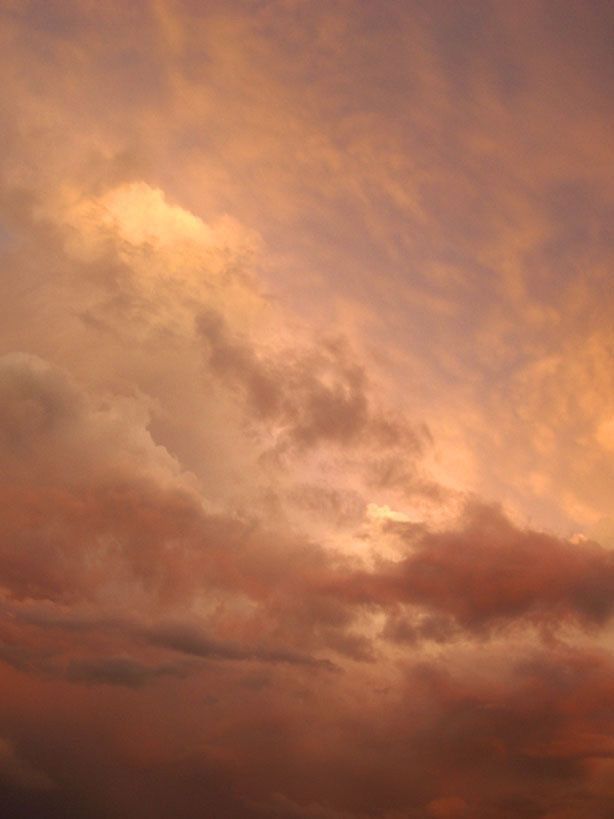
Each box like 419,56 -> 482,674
0,355 -> 613,818
1,1 -> 614,817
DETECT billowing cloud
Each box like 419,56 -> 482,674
328,504 -> 614,636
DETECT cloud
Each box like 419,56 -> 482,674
426,797 -> 469,819
65,656 -> 187,688
197,308 -> 422,455
327,504 -> 614,636
145,621 -> 336,670
1,343 -> 613,816
0,351 -> 186,489
0,2 -> 613,817
0,738 -> 54,791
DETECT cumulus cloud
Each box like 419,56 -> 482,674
326,504 -> 614,636
0,352 -> 185,488
197,307 -> 423,456
1,346 -> 614,815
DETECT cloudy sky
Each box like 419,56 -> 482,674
1,1 -> 613,817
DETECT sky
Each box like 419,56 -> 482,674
0,1 -> 613,817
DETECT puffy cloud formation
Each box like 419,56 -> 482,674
332,505 -> 614,634
1,2 -> 613,818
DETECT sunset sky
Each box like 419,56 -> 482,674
1,1 -> 613,817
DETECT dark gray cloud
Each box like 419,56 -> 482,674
65,656 -> 187,688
